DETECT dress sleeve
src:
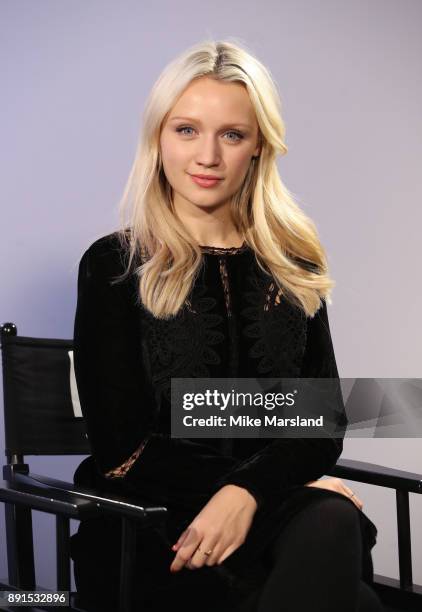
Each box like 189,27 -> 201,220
73,238 -> 167,483
211,298 -> 347,511
73,237 -> 238,498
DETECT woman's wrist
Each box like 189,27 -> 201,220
221,483 -> 258,513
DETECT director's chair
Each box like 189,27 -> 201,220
0,321 -> 421,611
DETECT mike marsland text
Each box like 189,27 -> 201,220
182,415 -> 324,427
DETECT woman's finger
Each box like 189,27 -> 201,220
172,527 -> 189,550
342,484 -> 363,509
216,541 -> 239,565
305,478 -> 364,511
170,528 -> 201,572
187,539 -> 219,569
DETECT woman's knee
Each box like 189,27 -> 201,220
357,580 -> 385,612
309,494 -> 361,536
269,494 -> 362,564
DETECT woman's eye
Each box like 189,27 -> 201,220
225,131 -> 244,141
176,126 -> 195,136
175,127 -> 244,141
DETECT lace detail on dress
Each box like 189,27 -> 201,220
142,284 -> 225,406
241,268 -> 307,377
103,437 -> 150,479
218,257 -> 232,317
199,241 -> 248,255
264,281 -> 283,311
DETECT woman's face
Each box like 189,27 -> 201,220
159,76 -> 261,212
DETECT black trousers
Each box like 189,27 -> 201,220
224,494 -> 385,611
71,487 -> 384,611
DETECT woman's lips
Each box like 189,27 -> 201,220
190,175 -> 222,188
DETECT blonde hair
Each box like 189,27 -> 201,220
114,38 -> 335,319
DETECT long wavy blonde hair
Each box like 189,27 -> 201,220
114,38 -> 335,319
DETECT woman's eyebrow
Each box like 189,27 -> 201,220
169,116 -> 252,129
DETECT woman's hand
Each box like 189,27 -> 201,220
305,477 -> 363,510
169,484 -> 258,573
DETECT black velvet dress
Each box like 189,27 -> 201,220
70,232 -> 378,611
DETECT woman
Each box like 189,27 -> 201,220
70,39 -> 384,612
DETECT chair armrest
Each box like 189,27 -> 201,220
329,459 -> 422,493
2,465 -> 168,525
0,477 -> 99,519
24,471 -> 168,525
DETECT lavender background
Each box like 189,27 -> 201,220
1,0 -> 421,592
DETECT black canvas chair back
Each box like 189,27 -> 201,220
0,322 -> 168,612
1,322 -> 89,460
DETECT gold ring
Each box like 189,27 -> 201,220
197,546 -> 213,556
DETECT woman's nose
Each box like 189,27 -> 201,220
194,137 -> 222,166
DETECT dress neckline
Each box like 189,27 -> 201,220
199,240 -> 249,255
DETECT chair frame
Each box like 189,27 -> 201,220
328,458 -> 422,611
0,459 -> 168,612
1,322 -> 421,612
